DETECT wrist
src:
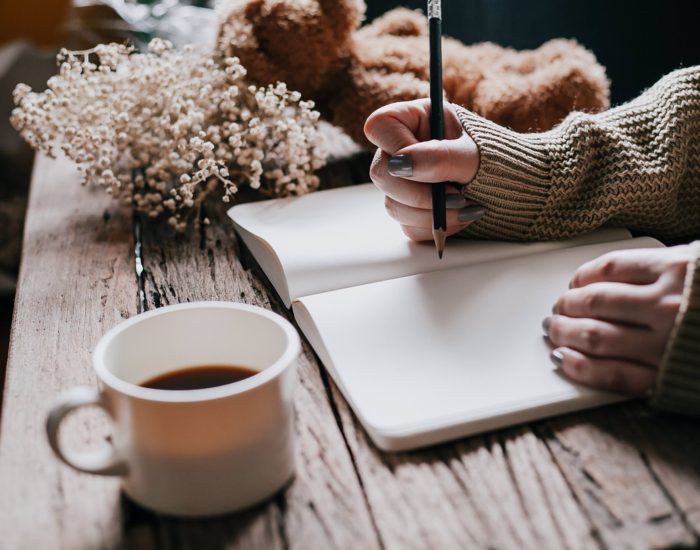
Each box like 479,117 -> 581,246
455,106 -> 554,240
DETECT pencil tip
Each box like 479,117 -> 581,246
433,229 -> 447,260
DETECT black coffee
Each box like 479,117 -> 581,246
141,365 -> 258,390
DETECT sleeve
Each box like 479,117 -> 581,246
454,66 -> 700,241
652,241 -> 700,415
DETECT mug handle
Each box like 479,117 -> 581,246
46,386 -> 128,476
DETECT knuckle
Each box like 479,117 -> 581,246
582,292 -> 603,315
568,354 -> 589,377
580,327 -> 603,354
597,256 -> 617,279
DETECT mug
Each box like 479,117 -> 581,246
46,302 -> 300,517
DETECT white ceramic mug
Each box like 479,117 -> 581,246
46,302 -> 300,517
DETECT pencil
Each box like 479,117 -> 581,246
428,0 -> 447,259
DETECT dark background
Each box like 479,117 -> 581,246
367,0 -> 700,105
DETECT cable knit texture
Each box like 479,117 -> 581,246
653,242 -> 700,414
456,66 -> 700,414
456,66 -> 700,241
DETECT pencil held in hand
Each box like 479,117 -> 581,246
428,0 -> 447,258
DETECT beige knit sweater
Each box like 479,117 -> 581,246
456,66 -> 700,414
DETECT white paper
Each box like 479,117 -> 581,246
293,237 -> 664,451
229,184 -> 632,307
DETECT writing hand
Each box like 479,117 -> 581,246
545,246 -> 690,395
364,99 -> 483,241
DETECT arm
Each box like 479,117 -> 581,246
457,66 -> 700,241
653,241 -> 700,414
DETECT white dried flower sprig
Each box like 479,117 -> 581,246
10,39 -> 326,231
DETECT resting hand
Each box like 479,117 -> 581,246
544,245 -> 691,395
364,99 -> 483,241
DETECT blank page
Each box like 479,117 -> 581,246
293,237 -> 663,451
229,184 -> 632,307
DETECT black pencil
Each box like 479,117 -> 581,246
428,0 -> 447,259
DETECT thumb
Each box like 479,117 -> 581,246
388,133 -> 479,185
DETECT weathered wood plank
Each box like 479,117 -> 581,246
540,404 -> 698,549
637,412 -> 700,535
135,200 -> 381,549
331,379 -> 700,549
0,155 -> 139,549
328,378 -> 600,550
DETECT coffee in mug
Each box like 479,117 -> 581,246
46,302 -> 300,517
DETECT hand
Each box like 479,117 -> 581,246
544,245 -> 691,395
364,99 -> 482,241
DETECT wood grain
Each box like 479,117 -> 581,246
329,370 -> 700,549
329,378 -> 599,550
0,155 -> 138,549
134,201 -> 380,549
4,142 -> 700,550
541,405 -> 700,548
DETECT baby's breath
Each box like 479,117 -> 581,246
10,39 -> 326,230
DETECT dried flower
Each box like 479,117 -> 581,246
10,39 -> 326,229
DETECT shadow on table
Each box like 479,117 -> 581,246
115,490 -> 283,549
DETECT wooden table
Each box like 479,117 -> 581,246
2,148 -> 700,550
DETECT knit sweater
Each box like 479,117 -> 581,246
455,66 -> 700,414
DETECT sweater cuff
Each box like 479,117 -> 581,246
454,106 -> 554,240
652,241 -> 700,415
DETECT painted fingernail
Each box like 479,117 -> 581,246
550,349 -> 564,369
552,303 -> 558,314
388,155 -> 413,177
458,205 -> 486,223
542,316 -> 552,336
446,194 -> 467,209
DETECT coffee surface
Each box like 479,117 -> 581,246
141,365 -> 258,390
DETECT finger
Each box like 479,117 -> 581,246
371,149 -> 440,209
551,347 -> 657,396
372,149 -> 474,210
389,133 -> 479,185
544,315 -> 664,368
386,196 -> 485,230
364,99 -> 464,154
554,282 -> 657,326
570,248 -> 668,288
400,224 -> 470,242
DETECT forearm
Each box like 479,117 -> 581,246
653,241 -> 700,415
457,66 -> 700,241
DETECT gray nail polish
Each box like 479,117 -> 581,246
388,155 -> 413,177
542,316 -> 552,336
457,205 -> 486,223
550,349 -> 564,369
552,303 -> 558,314
446,194 -> 467,209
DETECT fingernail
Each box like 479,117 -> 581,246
542,316 -> 552,336
458,205 -> 486,223
446,194 -> 467,209
552,303 -> 558,314
550,349 -> 564,369
388,155 -> 413,177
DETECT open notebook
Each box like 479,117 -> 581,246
229,184 -> 664,451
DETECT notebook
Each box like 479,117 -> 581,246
228,184 -> 664,451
